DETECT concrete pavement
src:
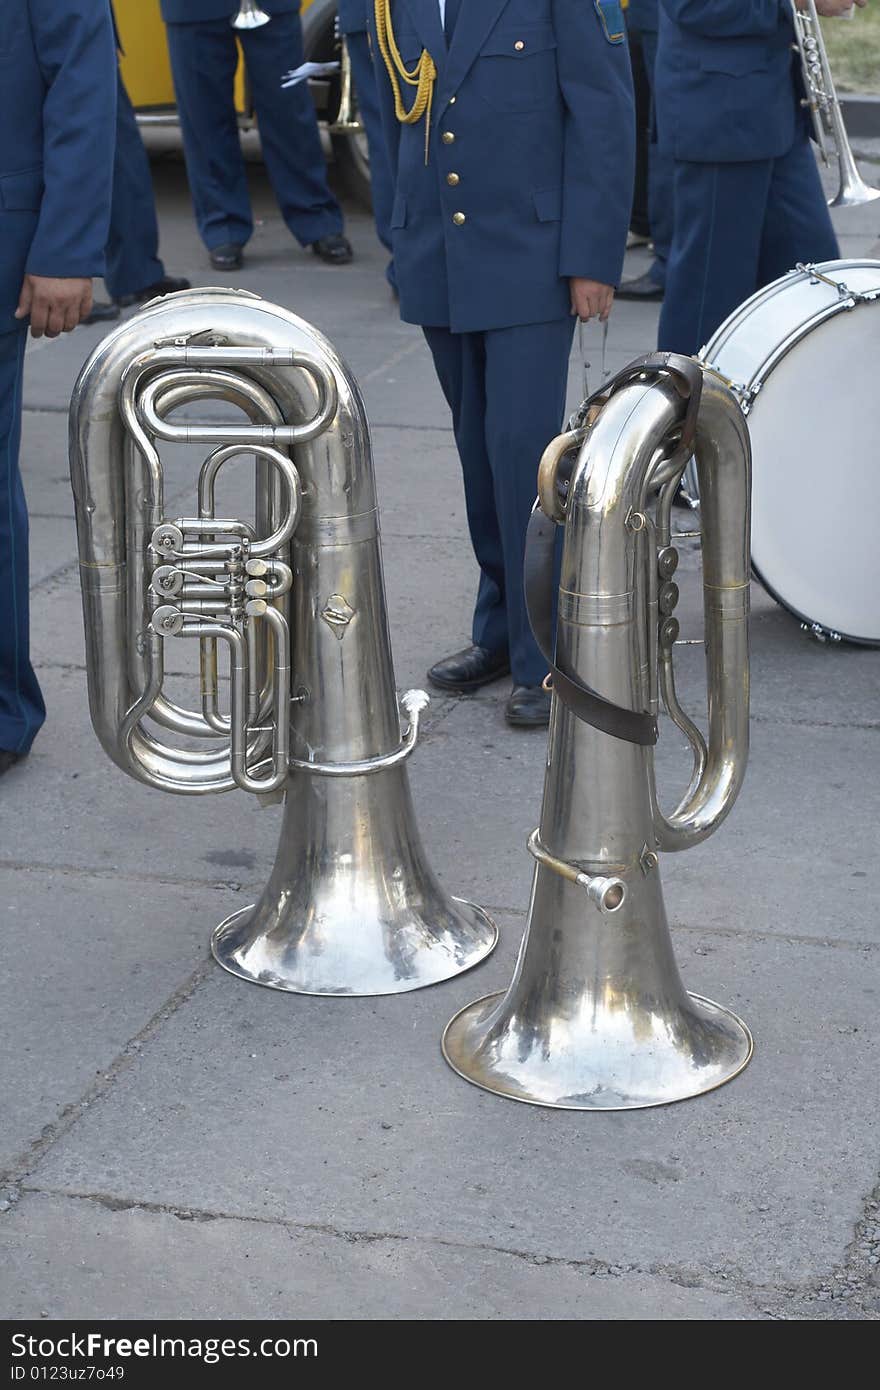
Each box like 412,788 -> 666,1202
1,157 -> 879,1321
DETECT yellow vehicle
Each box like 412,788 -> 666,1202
115,0 -> 371,205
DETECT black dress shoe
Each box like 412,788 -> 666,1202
83,300 -> 120,325
616,271 -> 664,302
115,274 -> 192,307
672,482 -> 698,510
209,244 -> 244,271
310,234 -> 353,265
427,644 -> 510,693
505,684 -> 552,728
0,749 -> 25,777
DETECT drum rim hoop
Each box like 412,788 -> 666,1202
700,258 -> 880,403
750,559 -> 880,648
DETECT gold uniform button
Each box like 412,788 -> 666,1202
514,40 -> 525,50
442,130 -> 455,145
452,212 -> 466,226
446,172 -> 460,187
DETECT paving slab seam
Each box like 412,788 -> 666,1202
419,694 -> 880,735
666,921 -> 878,952
0,959 -> 215,1190
0,1185 -> 788,1306
0,858 -> 873,954
8,1185 -> 877,1318
382,531 -> 477,542
751,713 -> 880,733
0,857 -> 253,895
470,906 -> 878,954
371,421 -> 450,433
357,337 -> 423,387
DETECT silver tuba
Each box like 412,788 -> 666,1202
69,288 -> 497,995
231,0 -> 271,30
443,355 -> 753,1109
790,0 -> 880,208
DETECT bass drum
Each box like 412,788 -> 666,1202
687,259 -> 880,645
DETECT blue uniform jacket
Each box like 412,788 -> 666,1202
160,1 -> 296,20
656,0 -> 804,162
369,0 -> 635,333
628,0 -> 659,33
338,0 -> 369,33
0,1 -> 116,334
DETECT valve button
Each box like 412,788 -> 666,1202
658,581 -> 680,615
657,546 -> 679,579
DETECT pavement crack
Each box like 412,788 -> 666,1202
0,959 -> 215,1190
416,692 -> 470,739
17,1184 -> 878,1315
30,557 -> 79,594
0,1186 -> 771,1290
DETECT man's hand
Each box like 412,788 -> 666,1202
570,278 -> 615,323
15,275 -> 94,339
802,0 -> 866,15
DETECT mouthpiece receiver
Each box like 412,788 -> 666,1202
527,830 -> 626,915
578,874 -> 626,914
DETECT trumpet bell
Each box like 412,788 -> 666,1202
829,174 -> 880,210
231,1 -> 271,30
442,873 -> 752,1110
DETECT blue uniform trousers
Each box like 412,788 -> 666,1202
104,69 -> 166,300
658,133 -> 839,355
0,328 -> 45,756
165,13 -> 343,251
423,318 -> 575,688
639,29 -> 673,290
344,29 -> 395,285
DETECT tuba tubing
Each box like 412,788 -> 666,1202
651,373 -> 751,849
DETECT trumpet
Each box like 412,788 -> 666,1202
231,0 -> 271,29
790,0 -> 880,207
443,355 -> 754,1109
329,31 -> 364,137
69,289 -> 497,996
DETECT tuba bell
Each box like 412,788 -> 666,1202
69,288 -> 497,995
443,355 -> 753,1109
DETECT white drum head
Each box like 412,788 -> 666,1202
702,262 -> 880,643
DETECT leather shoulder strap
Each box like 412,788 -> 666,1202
525,506 -> 658,746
